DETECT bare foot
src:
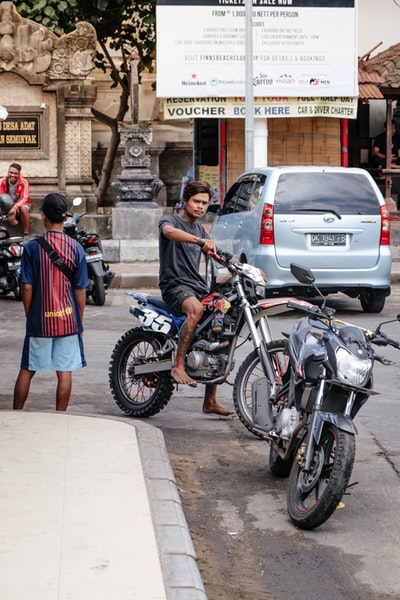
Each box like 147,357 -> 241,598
171,366 -> 197,387
203,402 -> 235,417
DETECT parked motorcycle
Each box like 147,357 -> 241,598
109,249 -> 310,418
64,197 -> 115,306
0,193 -> 23,300
234,262 -> 400,530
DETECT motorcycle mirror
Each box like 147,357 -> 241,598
290,263 -> 315,285
72,197 -> 83,207
290,262 -> 328,311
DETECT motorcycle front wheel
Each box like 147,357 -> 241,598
233,339 -> 288,439
109,328 -> 174,417
91,273 -> 106,306
287,424 -> 355,530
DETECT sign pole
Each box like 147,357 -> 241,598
245,0 -> 254,171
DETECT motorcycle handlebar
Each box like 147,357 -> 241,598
370,332 -> 400,350
207,248 -> 235,268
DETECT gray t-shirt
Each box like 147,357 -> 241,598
8,181 -> 17,202
158,213 -> 209,298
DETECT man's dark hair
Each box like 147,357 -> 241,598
182,180 -> 213,203
9,162 -> 21,172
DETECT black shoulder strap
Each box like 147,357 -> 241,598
37,236 -> 75,283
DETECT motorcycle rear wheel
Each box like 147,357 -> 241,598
13,273 -> 21,301
287,423 -> 355,530
91,273 -> 106,306
109,328 -> 174,417
269,444 -> 294,478
233,339 -> 288,439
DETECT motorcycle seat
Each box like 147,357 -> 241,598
146,295 -> 171,312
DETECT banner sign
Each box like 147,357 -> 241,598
0,116 -> 40,148
156,0 -> 357,98
163,96 -> 358,119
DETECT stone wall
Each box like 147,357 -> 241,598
0,2 -> 97,214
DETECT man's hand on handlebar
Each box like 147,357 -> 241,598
207,247 -> 235,267
199,238 -> 217,254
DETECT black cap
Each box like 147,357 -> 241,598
40,193 -> 68,223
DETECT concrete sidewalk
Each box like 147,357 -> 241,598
0,412 -> 207,600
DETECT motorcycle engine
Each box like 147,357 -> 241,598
276,406 -> 300,440
186,339 -> 230,379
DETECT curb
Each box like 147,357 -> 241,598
112,272 -> 159,290
134,421 -> 207,600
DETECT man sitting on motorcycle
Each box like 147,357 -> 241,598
158,179 -> 234,417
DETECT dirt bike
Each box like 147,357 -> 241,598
109,249 -> 310,418
63,198 -> 115,306
234,262 -> 400,530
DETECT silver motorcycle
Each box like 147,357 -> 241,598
234,263 -> 400,529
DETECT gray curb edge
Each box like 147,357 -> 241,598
94,415 -> 207,600
135,421 -> 208,600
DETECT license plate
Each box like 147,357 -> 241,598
86,253 -> 103,263
311,233 -> 346,246
8,261 -> 21,270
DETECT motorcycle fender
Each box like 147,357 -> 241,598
255,297 -> 314,317
312,411 -> 358,443
242,299 -> 315,340
87,260 -> 105,277
251,376 -> 274,431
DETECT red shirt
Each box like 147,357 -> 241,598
0,175 -> 31,209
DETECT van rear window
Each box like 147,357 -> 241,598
274,173 -> 381,215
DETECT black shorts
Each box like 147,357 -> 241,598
162,285 -> 204,316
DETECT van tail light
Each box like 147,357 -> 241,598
379,205 -> 390,245
259,203 -> 274,245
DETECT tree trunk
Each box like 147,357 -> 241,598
93,83 -> 130,206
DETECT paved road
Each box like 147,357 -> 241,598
1,287 -> 400,600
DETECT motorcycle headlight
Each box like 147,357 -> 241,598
336,347 -> 372,386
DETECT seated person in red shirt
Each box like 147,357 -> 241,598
0,162 -> 31,235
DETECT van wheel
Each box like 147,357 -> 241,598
360,289 -> 386,313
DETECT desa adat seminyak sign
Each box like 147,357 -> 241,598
156,0 -> 357,98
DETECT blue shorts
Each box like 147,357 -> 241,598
20,334 -> 86,372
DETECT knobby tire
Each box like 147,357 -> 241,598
233,339 -> 288,439
109,328 -> 174,417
